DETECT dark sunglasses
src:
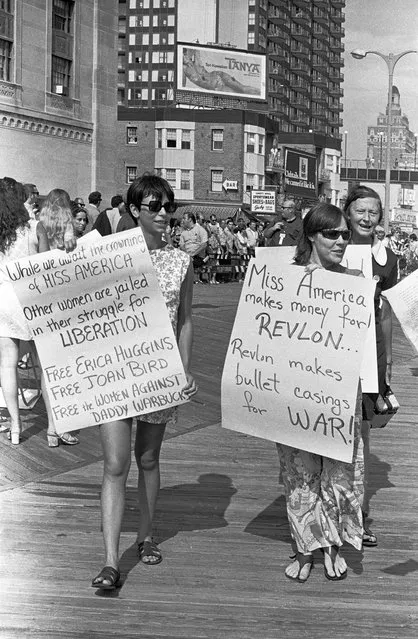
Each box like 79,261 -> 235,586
142,200 -> 177,214
319,229 -> 351,241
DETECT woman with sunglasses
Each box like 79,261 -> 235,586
92,174 -> 197,590
344,186 -> 398,549
277,203 -> 364,583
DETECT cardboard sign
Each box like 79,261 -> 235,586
256,245 -> 378,393
221,256 -> 376,462
382,268 -> 418,354
6,229 -> 188,434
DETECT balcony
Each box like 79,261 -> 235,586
289,92 -> 310,108
330,0 -> 345,7
313,26 -> 329,42
330,24 -> 345,37
314,0 -> 330,7
313,56 -> 328,72
329,70 -> 344,82
291,9 -> 311,28
290,42 -> 311,60
330,40 -> 344,52
313,9 -> 328,25
329,54 -> 344,67
290,25 -> 310,44
312,92 -> 328,106
329,85 -> 344,97
289,112 -> 310,126
268,10 -> 291,28
312,74 -> 328,89
268,30 -> 291,46
292,79 -> 310,93
330,9 -> 344,22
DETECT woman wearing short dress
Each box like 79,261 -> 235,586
0,177 -> 49,444
92,174 -> 197,590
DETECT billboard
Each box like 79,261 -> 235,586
284,148 -> 317,198
177,43 -> 266,101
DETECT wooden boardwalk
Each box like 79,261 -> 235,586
0,282 -> 417,639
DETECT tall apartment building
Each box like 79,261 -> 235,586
117,0 -> 345,207
248,0 -> 345,136
118,0 -> 345,138
0,0 -> 118,202
367,86 -> 417,170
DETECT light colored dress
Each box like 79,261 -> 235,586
0,220 -> 39,340
276,264 -> 365,552
138,244 -> 190,424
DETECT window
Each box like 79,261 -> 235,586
129,0 -> 136,7
152,33 -> 159,45
248,12 -> 255,25
156,129 -> 162,148
181,130 -> 191,149
248,32 -> 255,45
211,170 -> 223,192
212,129 -> 224,151
127,127 -> 138,144
128,70 -> 135,81
258,135 -> 265,155
153,0 -> 161,7
142,34 -> 149,46
166,169 -> 176,188
246,133 -> 256,153
129,34 -> 135,46
52,0 -> 73,34
166,128 -> 177,148
246,174 -> 256,191
51,55 -> 71,95
0,39 -> 12,82
181,170 -> 191,190
126,166 -> 137,183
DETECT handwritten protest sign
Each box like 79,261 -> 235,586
7,229 -> 188,434
382,269 -> 418,354
221,255 -> 376,462
257,245 -> 378,392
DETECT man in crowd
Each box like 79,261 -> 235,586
74,196 -> 85,211
85,191 -> 102,231
246,220 -> 258,256
93,195 -> 126,236
23,183 -> 40,219
179,212 -> 208,280
263,198 -> 303,247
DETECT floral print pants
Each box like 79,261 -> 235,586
277,389 -> 364,553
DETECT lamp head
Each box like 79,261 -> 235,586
351,49 -> 367,60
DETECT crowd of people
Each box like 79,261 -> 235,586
0,173 -> 406,589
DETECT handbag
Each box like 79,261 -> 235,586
370,386 -> 400,428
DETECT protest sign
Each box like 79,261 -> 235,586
382,269 -> 418,354
6,229 -> 188,434
221,255 -> 376,462
257,245 -> 378,392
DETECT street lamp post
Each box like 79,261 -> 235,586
378,132 -> 383,169
351,48 -> 417,232
414,133 -> 418,170
344,130 -> 348,169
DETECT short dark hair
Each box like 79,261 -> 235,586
183,212 -> 196,224
23,183 -> 39,199
343,185 -> 383,222
88,191 -> 102,205
294,202 -> 347,265
127,173 -> 174,212
111,194 -> 124,208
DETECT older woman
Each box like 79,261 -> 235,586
344,186 -> 398,547
277,202 -> 364,583
0,177 -> 49,444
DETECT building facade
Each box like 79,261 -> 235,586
117,0 -> 345,208
367,86 -> 417,170
0,0 -> 118,203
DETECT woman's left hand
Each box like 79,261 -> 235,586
182,372 -> 198,398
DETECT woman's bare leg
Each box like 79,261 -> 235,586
134,421 -> 166,555
97,418 -> 132,582
0,337 -> 21,435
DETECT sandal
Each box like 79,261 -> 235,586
362,512 -> 378,547
138,539 -> 162,565
322,546 -> 347,581
91,566 -> 121,590
285,552 -> 314,583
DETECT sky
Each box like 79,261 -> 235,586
343,0 -> 418,161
